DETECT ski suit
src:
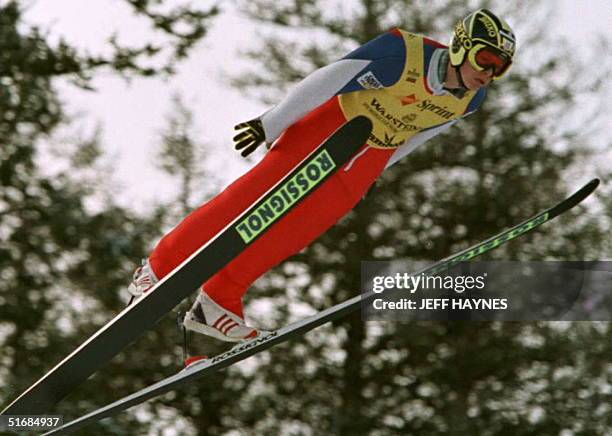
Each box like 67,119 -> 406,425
148,29 -> 487,317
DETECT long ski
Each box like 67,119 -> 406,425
1,116 -> 374,416
43,178 -> 600,435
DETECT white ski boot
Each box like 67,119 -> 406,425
183,290 -> 265,342
127,259 -> 158,302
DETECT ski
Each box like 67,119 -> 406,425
1,116 -> 374,416
43,178 -> 600,435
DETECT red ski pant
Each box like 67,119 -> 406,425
148,98 -> 394,317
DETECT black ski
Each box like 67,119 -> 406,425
1,116 -> 373,416
43,178 -> 600,435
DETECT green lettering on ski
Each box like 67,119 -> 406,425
427,212 -> 550,275
235,149 -> 336,243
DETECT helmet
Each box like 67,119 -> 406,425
449,9 -> 516,79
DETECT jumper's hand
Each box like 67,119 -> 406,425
233,118 -> 266,158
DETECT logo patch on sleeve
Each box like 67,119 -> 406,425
357,71 -> 384,90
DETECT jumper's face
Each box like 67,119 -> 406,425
459,60 -> 494,90
460,45 -> 512,90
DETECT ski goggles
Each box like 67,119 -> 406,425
467,45 -> 512,79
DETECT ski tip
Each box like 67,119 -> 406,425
545,178 -> 600,220
574,178 -> 600,201
586,178 -> 600,190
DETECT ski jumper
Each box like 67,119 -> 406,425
148,30 -> 487,317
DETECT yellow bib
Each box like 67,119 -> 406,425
339,31 -> 476,149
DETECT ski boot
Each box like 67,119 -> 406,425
127,259 -> 158,305
183,290 -> 267,343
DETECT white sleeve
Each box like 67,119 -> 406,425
260,59 -> 372,144
384,120 -> 457,168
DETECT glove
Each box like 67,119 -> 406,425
233,118 -> 266,158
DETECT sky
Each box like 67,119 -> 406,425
21,0 -> 612,211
